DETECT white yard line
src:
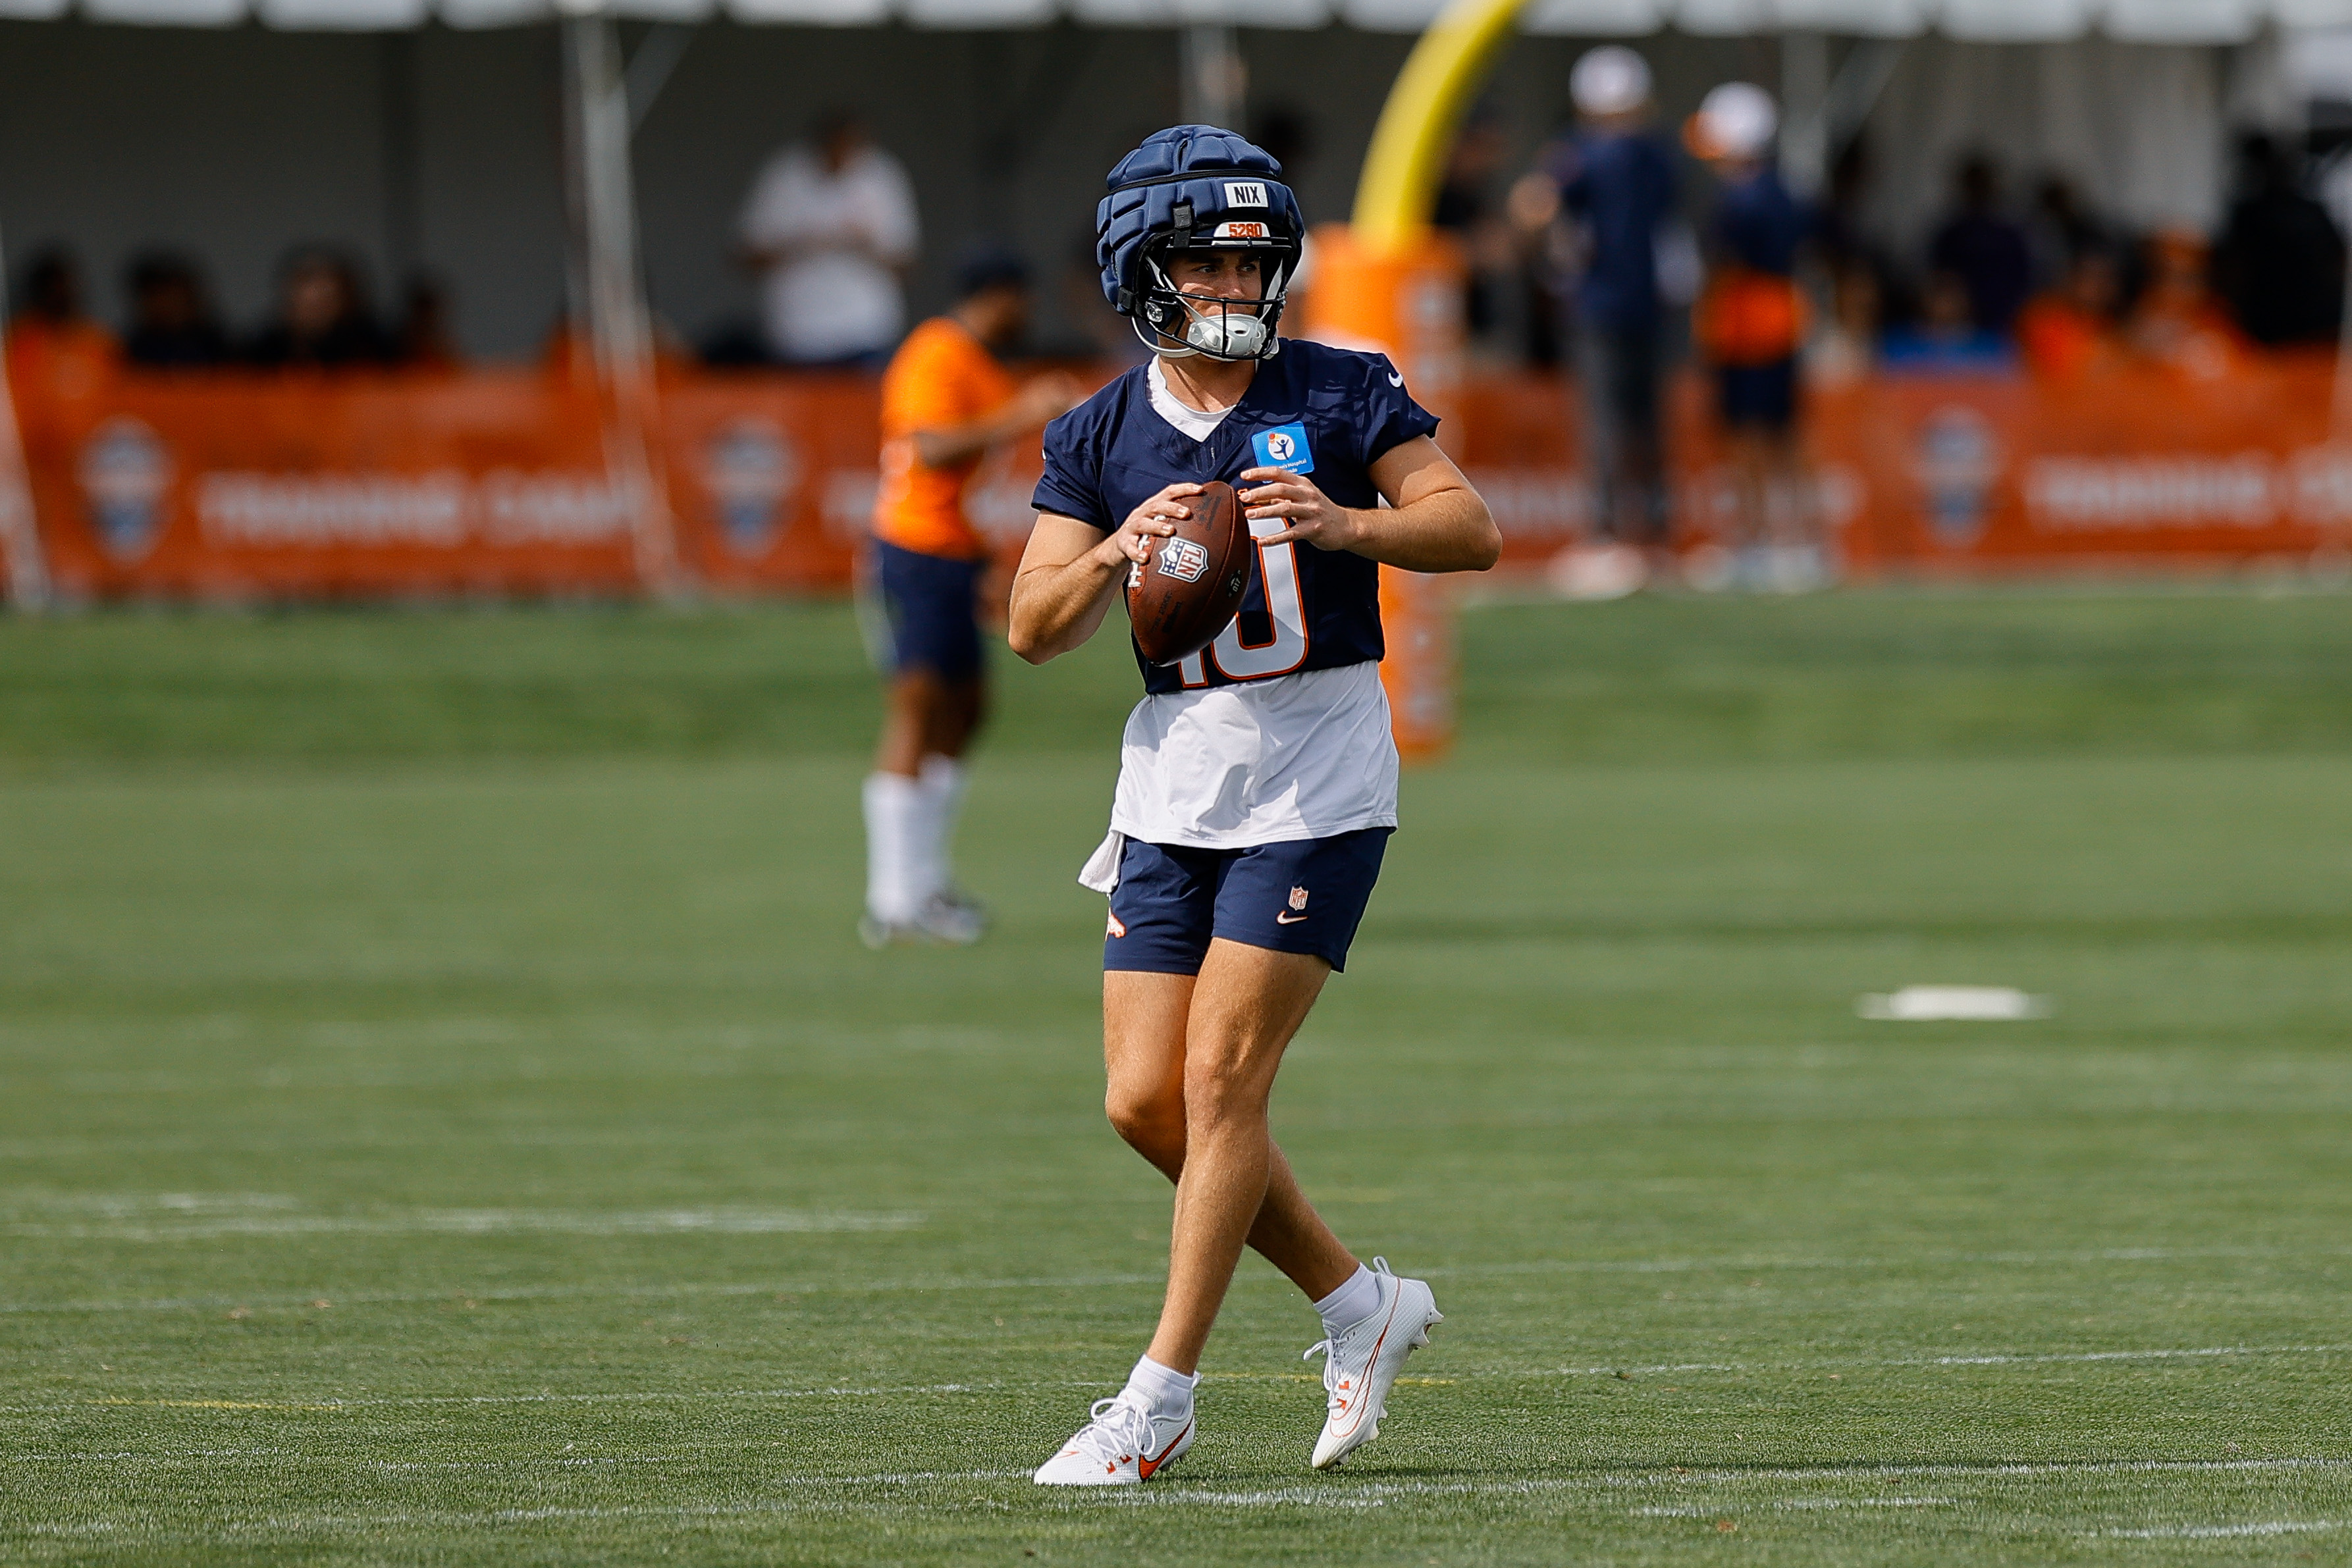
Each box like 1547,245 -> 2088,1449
9,1241 -> 2338,1317
10,1461 -> 2348,1537
6,1344 -> 2345,1420
2100,1520 -> 2347,1539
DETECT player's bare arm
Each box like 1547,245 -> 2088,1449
1241,436 -> 1501,573
1006,485 -> 1198,662
913,373 -> 1082,469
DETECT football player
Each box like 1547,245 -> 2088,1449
1007,126 -> 1501,1483
861,248 -> 1079,947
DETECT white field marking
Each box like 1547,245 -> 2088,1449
9,1240 -> 2336,1319
1547,1344 -> 2351,1378
0,1380 -> 1114,1417
7,1451 -> 676,1470
1088,1459 -> 2352,1511
13,1464 -> 2349,1537
1422,1243 -> 2345,1280
10,1344 -> 2344,1421
0,1207 -> 923,1241
2100,1521 -> 2347,1539
0,1270 -> 1166,1317
1777,1497 -> 1955,1510
0,1473 -> 1034,1542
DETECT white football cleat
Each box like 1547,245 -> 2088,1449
1032,1390 -> 1194,1486
1304,1258 -> 1443,1469
856,893 -> 986,950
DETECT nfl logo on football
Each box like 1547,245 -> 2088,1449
1157,537 -> 1210,583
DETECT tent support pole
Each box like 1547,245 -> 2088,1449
0,222 -> 51,613
1181,25 -> 1244,132
1780,31 -> 1830,197
561,12 -> 682,597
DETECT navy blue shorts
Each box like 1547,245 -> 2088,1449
1718,358 -> 1798,431
1105,829 -> 1391,976
874,538 -> 984,681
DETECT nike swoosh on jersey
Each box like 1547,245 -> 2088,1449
1275,911 -> 1310,924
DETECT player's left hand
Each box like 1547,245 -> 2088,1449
1239,467 -> 1364,553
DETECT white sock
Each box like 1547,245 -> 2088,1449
861,771 -> 926,922
1124,1353 -> 1197,1415
917,754 -> 967,898
1314,1265 -> 1381,1337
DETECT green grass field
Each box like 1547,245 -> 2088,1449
3,591 -> 2349,1564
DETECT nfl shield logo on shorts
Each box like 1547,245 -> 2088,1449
1289,887 -> 1308,911
1157,537 -> 1210,583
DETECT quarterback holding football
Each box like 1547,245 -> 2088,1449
1007,124 -> 1501,1484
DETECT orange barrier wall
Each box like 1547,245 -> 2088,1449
13,356 -> 2349,600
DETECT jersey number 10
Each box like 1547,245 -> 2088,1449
1177,515 -> 1308,686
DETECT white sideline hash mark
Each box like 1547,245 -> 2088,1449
2102,1521 -> 2347,1539
1858,986 -> 2050,1021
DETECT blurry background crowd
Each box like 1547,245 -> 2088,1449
12,22 -> 2352,384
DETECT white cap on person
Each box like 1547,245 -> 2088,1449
1689,82 -> 1778,161
1570,47 -> 1652,117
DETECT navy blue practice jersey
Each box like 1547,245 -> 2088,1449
1032,339 -> 1440,695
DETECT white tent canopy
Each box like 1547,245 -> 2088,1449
11,0 -> 2350,44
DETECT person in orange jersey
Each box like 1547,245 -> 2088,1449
5,249 -> 117,409
2017,248 -> 2124,379
860,247 -> 1081,948
2125,228 -> 2246,379
1688,84 -> 1825,591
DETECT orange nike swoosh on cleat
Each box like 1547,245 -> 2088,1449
1136,1420 -> 1191,1479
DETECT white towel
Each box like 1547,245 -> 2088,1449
1077,829 -> 1126,895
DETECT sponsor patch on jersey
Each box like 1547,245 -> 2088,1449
1156,536 -> 1210,583
1223,182 -> 1270,207
1250,422 -> 1315,476
1211,221 -> 1270,240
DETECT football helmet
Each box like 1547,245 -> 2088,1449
1097,124 -> 1305,362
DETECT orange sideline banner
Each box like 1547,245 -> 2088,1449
11,356 -> 2350,600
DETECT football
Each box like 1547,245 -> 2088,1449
1124,479 -> 1253,666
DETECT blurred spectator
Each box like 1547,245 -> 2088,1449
1250,105 -> 1322,317
246,248 -> 392,368
6,247 -> 116,398
2127,228 -> 2243,377
122,251 -> 228,368
2026,174 -> 2110,290
1061,233 -> 1148,367
1806,259 -> 1881,386
1882,270 -> 2018,373
1431,101 -> 1516,353
395,275 -> 462,370
737,109 -> 919,369
2016,248 -> 2122,378
1815,139 -> 1904,318
2211,133 -> 2345,346
1929,154 -> 2033,334
1509,47 -> 1680,560
1248,105 -> 1314,178
1688,82 -> 1822,590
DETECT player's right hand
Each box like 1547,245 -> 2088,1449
1099,484 -> 1202,567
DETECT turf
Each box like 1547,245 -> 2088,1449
2,590 -> 2349,1564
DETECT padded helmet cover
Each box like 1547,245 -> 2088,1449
1096,124 -> 1304,319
